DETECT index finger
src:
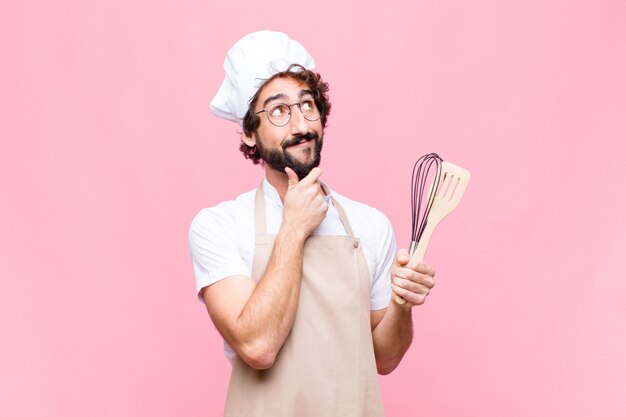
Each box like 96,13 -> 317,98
408,261 -> 436,277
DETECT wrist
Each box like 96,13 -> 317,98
391,296 -> 413,313
278,221 -> 309,245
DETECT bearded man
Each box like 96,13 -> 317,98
189,30 -> 436,417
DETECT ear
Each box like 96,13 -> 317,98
241,131 -> 256,147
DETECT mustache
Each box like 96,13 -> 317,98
281,131 -> 319,149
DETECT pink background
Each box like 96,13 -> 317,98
1,0 -> 625,416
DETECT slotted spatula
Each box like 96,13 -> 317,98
395,160 -> 471,304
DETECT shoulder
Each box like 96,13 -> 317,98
188,189 -> 257,293
189,188 -> 256,239
331,191 -> 393,233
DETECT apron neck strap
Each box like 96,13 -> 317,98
254,184 -> 267,236
329,195 -> 356,237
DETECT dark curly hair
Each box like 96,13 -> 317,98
240,64 -> 331,165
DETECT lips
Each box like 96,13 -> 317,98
282,132 -> 319,149
283,139 -> 309,150
286,138 -> 311,148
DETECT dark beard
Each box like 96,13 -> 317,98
256,131 -> 323,180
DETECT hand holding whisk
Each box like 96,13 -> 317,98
395,153 -> 471,305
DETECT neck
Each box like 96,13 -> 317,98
265,167 -> 290,202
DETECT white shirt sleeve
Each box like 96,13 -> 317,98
188,205 -> 249,300
369,213 -> 396,310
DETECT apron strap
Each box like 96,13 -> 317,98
329,195 -> 356,238
254,185 -> 266,236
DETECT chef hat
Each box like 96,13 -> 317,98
210,30 -> 316,126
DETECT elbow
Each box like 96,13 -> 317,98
377,360 -> 399,375
238,340 -> 279,370
375,351 -> 405,375
245,354 -> 276,370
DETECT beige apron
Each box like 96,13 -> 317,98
224,186 -> 385,417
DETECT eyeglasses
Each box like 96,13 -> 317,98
255,98 -> 321,127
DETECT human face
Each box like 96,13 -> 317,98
248,77 -> 324,180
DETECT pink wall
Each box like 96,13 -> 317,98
1,1 -> 625,416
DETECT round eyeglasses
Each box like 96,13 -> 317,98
255,99 -> 321,127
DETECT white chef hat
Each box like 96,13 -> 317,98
210,30 -> 316,126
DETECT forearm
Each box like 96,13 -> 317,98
230,224 -> 307,368
372,300 -> 414,375
204,168 -> 327,369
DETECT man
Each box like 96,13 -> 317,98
189,30 -> 435,416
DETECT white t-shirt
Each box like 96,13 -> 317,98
189,179 -> 396,361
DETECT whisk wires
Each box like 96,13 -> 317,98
411,153 -> 443,243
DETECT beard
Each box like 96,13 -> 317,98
256,131 -> 323,180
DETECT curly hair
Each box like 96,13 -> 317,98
239,64 -> 331,165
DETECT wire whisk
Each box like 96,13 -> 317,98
410,153 -> 443,255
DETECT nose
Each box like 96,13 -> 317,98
288,104 -> 308,136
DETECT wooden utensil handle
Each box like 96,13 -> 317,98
394,223 -> 437,305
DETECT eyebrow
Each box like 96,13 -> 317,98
262,93 -> 287,108
261,89 -> 314,108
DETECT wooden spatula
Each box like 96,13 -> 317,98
395,160 -> 471,305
